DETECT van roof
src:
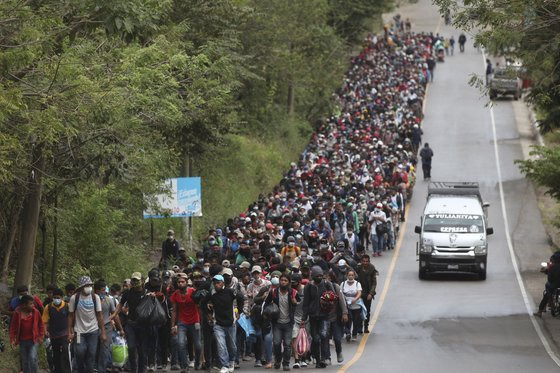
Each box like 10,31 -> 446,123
424,195 -> 483,215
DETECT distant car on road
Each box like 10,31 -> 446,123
489,67 -> 522,100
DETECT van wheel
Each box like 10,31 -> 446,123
513,92 -> 519,100
419,269 -> 428,280
489,90 -> 497,100
479,268 -> 487,280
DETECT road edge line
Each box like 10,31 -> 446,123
482,51 -> 560,367
337,204 -> 410,373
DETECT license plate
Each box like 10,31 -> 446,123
447,264 -> 459,270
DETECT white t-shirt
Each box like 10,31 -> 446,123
341,280 -> 362,310
68,293 -> 102,334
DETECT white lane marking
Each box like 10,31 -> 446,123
482,51 -> 560,367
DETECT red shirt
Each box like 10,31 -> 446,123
19,313 -> 34,341
170,288 -> 200,325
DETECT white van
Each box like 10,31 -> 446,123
414,182 -> 494,280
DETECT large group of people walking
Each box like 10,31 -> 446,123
6,24 -> 441,373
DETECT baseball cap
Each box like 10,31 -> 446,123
131,272 -> 142,281
338,259 -> 346,267
251,265 -> 262,273
222,259 -> 231,267
221,268 -> 233,276
212,274 -> 224,282
240,261 -> 251,269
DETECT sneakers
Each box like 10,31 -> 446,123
242,356 -> 252,362
351,335 -> 358,341
171,365 -> 181,371
274,362 -> 281,370
156,366 -> 163,371
315,361 -> 327,369
337,352 -> 344,363
228,363 -> 235,373
299,361 -> 307,368
325,358 -> 331,366
292,362 -> 300,369
346,334 -> 351,342
189,361 -> 195,368
219,368 -> 229,373
533,311 -> 543,318
148,366 -> 155,372
254,362 -> 263,368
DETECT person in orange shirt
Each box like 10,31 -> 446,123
281,236 -> 301,263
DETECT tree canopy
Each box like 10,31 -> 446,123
0,0 -> 391,289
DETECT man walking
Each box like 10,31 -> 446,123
10,294 -> 45,373
68,276 -> 107,373
356,255 -> 378,333
419,143 -> 434,180
485,59 -> 493,86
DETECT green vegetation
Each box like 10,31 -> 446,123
0,0 -> 392,292
433,0 -> 560,227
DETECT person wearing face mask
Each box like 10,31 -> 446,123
113,272 -> 147,373
42,288 -> 69,373
67,276 -> 106,373
9,294 -> 44,373
301,266 -> 335,369
340,270 -> 362,342
94,280 -> 124,373
247,266 -> 272,368
281,236 -> 301,263
160,229 -> 181,270
265,274 -> 301,370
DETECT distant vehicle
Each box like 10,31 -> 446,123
489,67 -> 522,100
414,182 -> 494,280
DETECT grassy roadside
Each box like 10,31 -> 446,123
536,130 -> 560,251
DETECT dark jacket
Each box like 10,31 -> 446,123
357,263 -> 378,297
302,280 -> 334,321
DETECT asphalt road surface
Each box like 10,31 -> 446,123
164,1 -> 560,372
337,1 -> 560,372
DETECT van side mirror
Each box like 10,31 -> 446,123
486,227 -> 494,235
414,226 -> 421,234
483,202 -> 490,208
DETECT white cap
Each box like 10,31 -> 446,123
338,259 -> 346,267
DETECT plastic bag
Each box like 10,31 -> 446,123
136,296 -> 156,324
137,296 -> 167,326
296,325 -> 309,356
262,302 -> 280,321
237,313 -> 256,337
112,336 -> 128,368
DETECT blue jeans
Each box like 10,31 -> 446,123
371,233 -> 385,254
213,324 -> 237,368
19,340 -> 38,373
177,322 -> 202,369
73,330 -> 99,373
272,322 -> 293,366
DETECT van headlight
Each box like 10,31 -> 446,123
420,245 -> 433,253
474,245 -> 487,255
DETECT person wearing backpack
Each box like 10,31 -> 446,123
340,271 -> 362,342
325,270 -> 348,365
265,273 -> 301,371
43,288 -> 70,373
301,266 -> 336,369
67,276 -> 107,373
113,272 -> 147,373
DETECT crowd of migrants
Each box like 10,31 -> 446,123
6,28 -> 439,373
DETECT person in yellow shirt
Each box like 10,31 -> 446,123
281,236 -> 301,263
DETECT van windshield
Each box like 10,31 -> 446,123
423,214 -> 484,233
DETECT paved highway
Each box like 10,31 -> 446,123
338,1 -> 560,372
